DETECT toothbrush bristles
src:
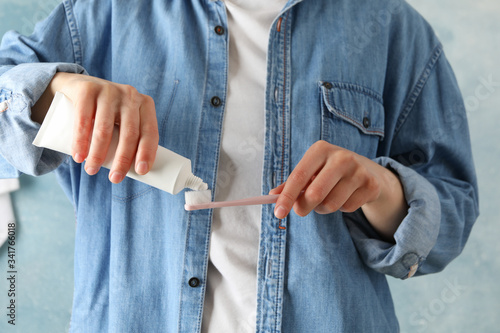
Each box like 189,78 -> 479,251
185,189 -> 212,206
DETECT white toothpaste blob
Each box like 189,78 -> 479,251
185,189 -> 212,205
33,91 -> 207,195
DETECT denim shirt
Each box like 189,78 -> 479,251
0,0 -> 478,332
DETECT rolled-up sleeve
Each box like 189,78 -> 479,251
345,48 -> 479,280
0,1 -> 86,177
0,63 -> 85,177
345,157 -> 441,279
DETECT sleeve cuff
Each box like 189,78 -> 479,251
344,156 -> 441,279
0,63 -> 86,176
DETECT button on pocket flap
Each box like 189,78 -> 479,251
320,82 -> 385,139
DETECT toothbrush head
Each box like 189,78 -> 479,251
184,189 -> 212,211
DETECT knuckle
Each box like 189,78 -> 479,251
126,84 -> 138,95
279,191 -> 296,207
306,186 -> 326,203
100,83 -> 116,97
292,203 -> 309,217
336,149 -> 355,164
289,169 -> 310,184
87,154 -> 105,166
121,124 -> 140,140
314,204 -> 332,215
123,85 -> 139,102
143,94 -> 155,108
77,80 -> 98,94
142,122 -> 159,138
350,168 -> 364,185
74,88 -> 89,102
75,117 -> 93,134
113,154 -> 134,169
366,176 -> 380,193
314,206 -> 328,215
322,199 -> 341,213
321,167 -> 337,179
312,140 -> 334,154
295,208 -> 309,217
315,140 -> 329,149
341,202 -> 358,213
80,114 -> 94,127
94,123 -> 114,139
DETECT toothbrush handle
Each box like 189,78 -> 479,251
186,194 -> 280,211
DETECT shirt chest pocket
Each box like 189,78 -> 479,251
319,82 -> 385,158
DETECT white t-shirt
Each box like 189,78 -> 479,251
202,1 -> 287,332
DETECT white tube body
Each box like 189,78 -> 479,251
33,92 -> 207,195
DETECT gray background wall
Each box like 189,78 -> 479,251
0,0 -> 498,332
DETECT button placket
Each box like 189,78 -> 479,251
177,2 -> 228,331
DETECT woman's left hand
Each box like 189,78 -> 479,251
270,140 -> 408,241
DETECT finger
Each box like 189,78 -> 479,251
269,176 -> 317,196
85,97 -> 117,176
313,177 -> 358,214
293,165 -> 343,216
340,177 -> 380,213
71,95 -> 96,163
109,102 -> 141,183
274,146 -> 326,219
338,188 -> 372,213
134,95 -> 159,175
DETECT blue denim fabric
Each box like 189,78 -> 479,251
0,0 -> 478,332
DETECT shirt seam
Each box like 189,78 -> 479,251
278,10 -> 290,232
63,0 -> 83,66
393,43 -> 443,138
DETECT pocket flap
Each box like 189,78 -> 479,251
320,82 -> 385,139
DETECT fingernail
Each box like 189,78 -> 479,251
85,166 -> 99,175
109,171 -> 124,183
74,153 -> 84,163
275,205 -> 287,219
136,161 -> 149,175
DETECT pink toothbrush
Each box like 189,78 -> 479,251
184,189 -> 280,211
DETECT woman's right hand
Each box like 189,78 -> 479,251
32,72 -> 159,183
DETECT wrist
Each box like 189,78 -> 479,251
31,72 -> 76,124
361,166 -> 408,242
50,72 -> 75,94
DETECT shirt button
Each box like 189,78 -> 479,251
188,277 -> 200,288
211,96 -> 222,107
362,117 -> 370,128
322,82 -> 333,89
214,25 -> 225,35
